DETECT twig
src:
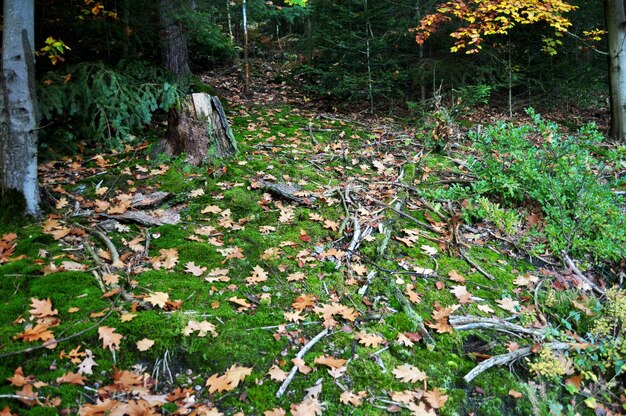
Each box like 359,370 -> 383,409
464,342 -> 573,383
307,123 -> 319,145
276,328 -> 330,398
368,196 -> 442,235
460,250 -> 495,281
562,252 -> 604,296
0,307 -> 115,358
393,286 -> 434,345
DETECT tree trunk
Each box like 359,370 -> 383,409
605,0 -> 626,142
154,94 -> 237,165
0,0 -> 40,216
160,0 -> 191,78
157,0 -> 237,164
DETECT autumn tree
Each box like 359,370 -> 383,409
0,0 -> 40,216
414,0 -> 626,141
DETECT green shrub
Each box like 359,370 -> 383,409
39,60 -> 181,150
469,109 -> 626,263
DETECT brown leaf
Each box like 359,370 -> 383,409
7,367 -> 32,387
508,389 -> 523,399
267,365 -> 289,382
448,269 -> 466,283
29,298 -> 58,320
292,358 -> 312,374
339,390 -> 366,407
136,338 -> 155,351
246,265 -> 269,285
14,324 -> 55,343
392,364 -> 427,383
184,261 -> 207,277
98,326 -> 123,351
313,355 -> 347,369
424,388 -> 448,408
77,349 -> 98,375
355,331 -> 385,348
145,291 -> 169,308
56,372 -> 85,385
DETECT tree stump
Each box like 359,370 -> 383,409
154,93 -> 237,166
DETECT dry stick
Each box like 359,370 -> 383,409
463,342 -> 572,383
368,196 -> 443,235
276,328 -> 330,398
0,307 -> 115,358
562,252 -> 604,296
449,315 -> 544,339
307,123 -> 319,146
460,249 -> 495,281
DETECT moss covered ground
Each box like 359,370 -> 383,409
0,97 -> 619,415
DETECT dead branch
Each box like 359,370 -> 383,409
460,250 -> 495,280
276,328 -> 330,398
368,196 -> 443,235
449,315 -> 544,339
393,287 -> 434,345
562,252 -> 604,296
464,342 -> 572,383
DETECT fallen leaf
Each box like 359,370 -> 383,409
508,389 -> 523,399
424,388 -> 448,408
267,365 -> 288,381
56,372 -> 85,385
292,358 -> 312,374
313,355 -> 347,369
393,364 -> 427,383
355,331 -> 385,348
496,297 -> 519,313
185,262 -> 207,277
77,349 -> 98,375
136,338 -> 155,351
340,390 -> 366,407
246,265 -> 269,285
145,291 -> 169,308
98,326 -> 122,351
448,269 -> 466,283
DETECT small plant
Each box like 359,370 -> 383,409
39,61 -> 181,151
461,196 -> 521,235
468,109 -> 626,263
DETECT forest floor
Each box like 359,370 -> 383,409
0,63 -> 624,416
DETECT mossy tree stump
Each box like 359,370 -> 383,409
155,93 -> 237,166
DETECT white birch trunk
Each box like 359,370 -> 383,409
1,0 -> 40,216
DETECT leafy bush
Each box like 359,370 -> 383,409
469,109 -> 626,263
39,61 -> 181,151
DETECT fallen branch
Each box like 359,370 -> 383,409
276,328 -> 330,398
464,342 -> 573,383
460,250 -> 495,281
450,315 -> 544,339
368,196 -> 443,235
562,252 -> 604,296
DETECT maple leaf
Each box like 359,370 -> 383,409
355,331 -> 385,347
29,298 -> 58,319
313,355 -> 347,369
102,273 -> 120,285
185,261 -> 207,277
98,326 -> 123,351
423,388 -> 448,408
77,349 -> 98,375
393,364 -> 427,383
56,372 -> 85,385
292,294 -> 316,310
145,291 -> 169,308
14,324 -> 55,343
246,265 -> 269,285
267,365 -> 289,381
323,219 -> 339,231
340,390 -> 366,407
136,338 -> 155,351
